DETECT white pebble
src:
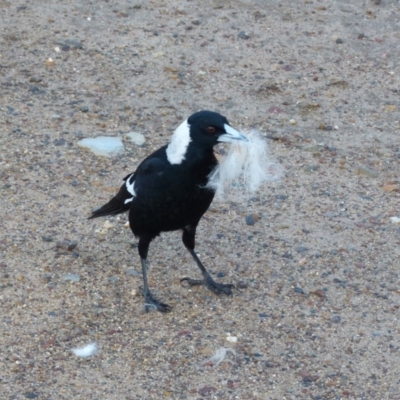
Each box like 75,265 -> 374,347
226,335 -> 238,343
126,131 -> 146,146
103,220 -> 114,229
390,216 -> 400,224
77,136 -> 125,157
289,119 -> 296,125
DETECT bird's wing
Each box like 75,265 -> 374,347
88,150 -> 168,219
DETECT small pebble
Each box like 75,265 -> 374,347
45,58 -> 55,67
103,220 -> 114,229
238,31 -> 250,40
125,269 -> 140,276
53,138 -> 66,146
304,165 -> 320,173
331,315 -> 341,323
226,335 -> 238,343
355,166 -> 379,178
294,286 -> 304,294
42,236 -> 53,242
383,184 -> 399,193
295,246 -> 309,253
310,289 -> 326,299
24,393 -> 39,399
29,85 -> 45,95
62,273 -> 80,282
57,38 -> 83,49
198,386 -> 215,395
29,76 -> 42,83
245,213 -> 260,225
236,281 -> 248,289
56,239 -> 78,251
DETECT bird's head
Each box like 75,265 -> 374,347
166,110 -> 247,165
188,110 -> 248,146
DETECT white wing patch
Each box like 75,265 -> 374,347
166,119 -> 191,165
124,174 -> 136,204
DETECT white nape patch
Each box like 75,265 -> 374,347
166,119 -> 191,164
199,347 -> 236,368
206,129 -> 283,200
71,342 -> 98,357
124,175 -> 136,204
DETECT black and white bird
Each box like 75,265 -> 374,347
89,110 -> 248,312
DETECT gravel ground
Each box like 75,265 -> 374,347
1,0 -> 400,399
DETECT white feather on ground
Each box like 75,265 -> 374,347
71,342 -> 98,357
207,130 -> 283,200
199,347 -> 237,368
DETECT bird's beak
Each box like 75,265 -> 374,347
218,124 -> 248,143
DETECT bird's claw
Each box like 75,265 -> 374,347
140,288 -> 172,313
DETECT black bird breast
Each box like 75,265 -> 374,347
128,149 -> 217,237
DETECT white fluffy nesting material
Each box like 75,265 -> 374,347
207,130 -> 283,200
199,347 -> 237,368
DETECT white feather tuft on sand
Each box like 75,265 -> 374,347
199,347 -> 237,368
207,130 -> 283,200
71,342 -> 98,357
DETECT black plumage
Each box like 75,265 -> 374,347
89,110 -> 247,312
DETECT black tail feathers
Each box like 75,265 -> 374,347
89,197 -> 130,219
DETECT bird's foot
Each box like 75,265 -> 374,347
140,288 -> 172,313
181,275 -> 234,296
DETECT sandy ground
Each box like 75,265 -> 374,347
1,0 -> 400,399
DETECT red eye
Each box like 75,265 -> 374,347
206,126 -> 216,134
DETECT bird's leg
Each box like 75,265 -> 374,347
138,236 -> 171,313
180,226 -> 234,296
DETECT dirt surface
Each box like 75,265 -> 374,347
1,0 -> 400,398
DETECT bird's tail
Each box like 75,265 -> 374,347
89,190 -> 131,219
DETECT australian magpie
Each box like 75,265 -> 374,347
89,110 -> 248,312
